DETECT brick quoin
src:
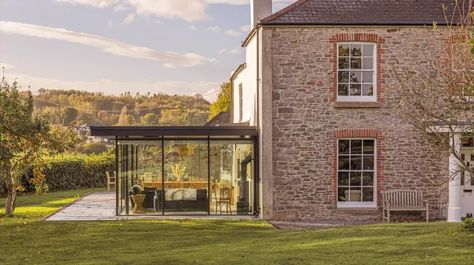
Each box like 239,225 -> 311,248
332,129 -> 385,206
445,33 -> 471,94
329,33 -> 385,103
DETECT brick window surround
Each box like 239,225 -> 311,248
332,129 -> 384,207
330,33 -> 385,106
445,33 -> 471,94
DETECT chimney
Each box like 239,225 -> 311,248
251,0 -> 272,28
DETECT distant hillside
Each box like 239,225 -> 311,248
33,89 -> 210,126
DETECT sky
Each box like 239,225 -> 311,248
0,0 -> 295,102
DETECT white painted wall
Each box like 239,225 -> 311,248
232,35 -> 258,126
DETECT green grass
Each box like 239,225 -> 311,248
1,191 -> 474,265
0,188 -> 102,225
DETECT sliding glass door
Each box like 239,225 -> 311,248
164,140 -> 209,215
210,141 -> 255,215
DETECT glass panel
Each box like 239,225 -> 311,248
338,140 -> 350,154
338,71 -> 349,83
362,84 -> 374,96
363,156 -> 375,170
362,172 -> 374,186
210,141 -> 254,215
338,84 -> 349,96
339,44 -> 350,56
350,172 -> 362,186
338,187 -> 349,202
351,58 -> 362,69
351,45 -> 362,56
350,71 -> 361,83
350,156 -> 362,170
135,143 -> 163,214
362,72 -> 373,83
362,187 -> 374,202
164,140 -> 208,215
363,140 -> 375,154
362,44 -> 374,56
348,188 -> 362,202
350,84 -> 361,96
338,156 -> 350,170
117,141 -> 163,215
116,139 -> 257,216
351,140 -> 363,154
118,144 -> 125,215
338,58 -> 350,69
337,138 -> 376,204
363,57 -> 374,69
338,172 -> 349,186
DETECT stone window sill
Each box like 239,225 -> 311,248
333,102 -> 382,108
336,207 -> 379,213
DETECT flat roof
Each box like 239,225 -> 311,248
90,126 -> 258,139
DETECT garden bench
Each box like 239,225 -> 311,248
382,189 -> 429,222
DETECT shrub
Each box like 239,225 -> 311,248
463,218 -> 474,232
10,152 -> 115,193
77,142 -> 110,155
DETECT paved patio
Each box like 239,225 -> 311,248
46,192 -> 256,221
46,191 -> 117,221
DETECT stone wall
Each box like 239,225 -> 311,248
266,26 -> 450,223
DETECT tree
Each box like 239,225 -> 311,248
398,1 -> 474,180
141,113 -> 159,125
159,109 -> 189,125
0,80 -> 65,216
62,107 -> 78,126
117,105 -> 133,125
208,82 -> 231,120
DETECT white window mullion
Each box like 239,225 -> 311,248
337,42 -> 377,102
337,139 -> 377,208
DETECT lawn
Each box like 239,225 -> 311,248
0,188 -> 102,225
1,191 -> 474,265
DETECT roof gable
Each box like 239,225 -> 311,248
261,0 -> 472,26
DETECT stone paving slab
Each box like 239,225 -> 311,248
46,192 -> 116,221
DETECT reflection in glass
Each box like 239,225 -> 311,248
116,139 -> 255,216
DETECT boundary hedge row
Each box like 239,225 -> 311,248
0,152 -> 114,195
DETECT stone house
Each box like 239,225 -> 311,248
230,0 -> 473,223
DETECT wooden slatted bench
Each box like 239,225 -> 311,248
382,189 -> 429,222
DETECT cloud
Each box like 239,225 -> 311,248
56,0 -> 209,22
126,0 -> 209,22
0,21 -> 214,68
6,70 -> 221,101
224,29 -> 241,36
206,25 -> 221,32
122,13 -> 136,24
55,0 -> 297,23
218,47 -> 241,55
56,0 -> 120,8
0,62 -> 15,70
228,47 -> 241,54
240,24 -> 251,33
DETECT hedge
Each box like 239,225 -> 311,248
0,152 -> 114,195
